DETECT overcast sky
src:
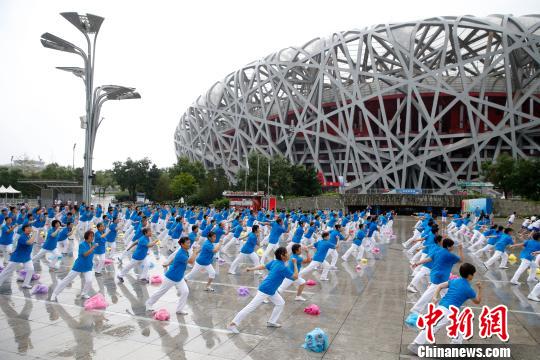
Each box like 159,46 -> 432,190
1,0 -> 539,170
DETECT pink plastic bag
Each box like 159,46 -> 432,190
150,275 -> 163,285
371,247 -> 380,254
104,258 -> 114,265
449,273 -> 459,280
84,293 -> 108,310
237,287 -> 250,296
18,271 -> 40,281
32,284 -> 49,294
305,279 -> 317,286
304,304 -> 320,315
153,308 -> 170,321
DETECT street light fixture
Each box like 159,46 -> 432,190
41,12 -> 140,204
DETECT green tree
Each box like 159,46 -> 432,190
195,168 -> 230,204
170,173 -> 197,199
291,165 -> 322,196
269,155 -> 294,196
481,153 -> 518,197
40,163 -> 82,181
153,173 -> 172,202
169,157 -> 206,183
511,159 -> 540,201
94,170 -> 116,198
112,158 -> 153,200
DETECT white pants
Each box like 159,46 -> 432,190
511,259 -> 538,283
413,306 -> 464,345
410,283 -> 446,315
326,248 -> 339,267
530,282 -> 540,298
0,260 -> 34,287
342,243 -> 365,261
299,260 -> 331,280
0,244 -> 13,263
94,253 -> 106,273
146,277 -> 189,312
52,270 -> 93,297
106,241 -> 117,258
278,277 -> 305,293
32,248 -> 61,269
485,250 -> 508,268
221,236 -> 240,253
119,258 -> 149,280
232,290 -> 284,325
229,252 -> 259,273
184,262 -> 216,280
260,243 -> 279,265
410,266 -> 430,289
474,244 -> 494,258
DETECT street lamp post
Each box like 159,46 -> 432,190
72,143 -> 76,168
41,13 -> 140,204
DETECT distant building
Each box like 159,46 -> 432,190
3,156 -> 46,173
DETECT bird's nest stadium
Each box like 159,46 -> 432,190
175,15 -> 540,194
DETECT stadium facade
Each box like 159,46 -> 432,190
175,15 -> 540,194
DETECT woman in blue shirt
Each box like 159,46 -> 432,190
32,219 -> 63,270
145,236 -> 198,314
118,227 -> 158,283
484,228 -> 514,269
509,232 -> 540,285
184,231 -> 223,291
51,230 -> 97,301
409,263 -> 482,351
341,224 -> 367,262
299,231 -> 335,281
93,223 -> 109,276
277,243 -> 311,301
0,216 -> 16,265
228,246 -> 298,334
228,225 -> 261,275
0,224 -> 36,288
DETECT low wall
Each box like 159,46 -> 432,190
492,199 -> 540,217
277,196 -> 344,211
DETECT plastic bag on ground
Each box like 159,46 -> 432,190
84,293 -> 108,310
150,275 -> 163,285
305,279 -> 317,286
302,327 -> 329,353
153,308 -> 170,321
32,284 -> 49,294
237,287 -> 250,296
303,304 -> 320,315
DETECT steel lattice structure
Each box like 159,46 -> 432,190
175,15 -> 540,194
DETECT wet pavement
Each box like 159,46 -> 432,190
0,218 -> 539,359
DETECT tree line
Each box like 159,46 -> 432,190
0,154 -> 322,205
482,153 -> 540,201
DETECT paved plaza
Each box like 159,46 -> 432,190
0,217 -> 539,359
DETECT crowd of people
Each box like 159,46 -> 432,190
0,202 -> 539,351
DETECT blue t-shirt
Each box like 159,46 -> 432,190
42,228 -> 60,251
57,227 -> 71,242
196,239 -> 215,265
353,230 -> 365,246
521,240 -> 540,261
132,236 -> 150,260
259,260 -> 295,296
423,245 -> 442,270
494,234 -> 513,252
241,232 -> 258,254
439,278 -> 477,309
0,224 -> 14,245
312,240 -> 335,262
72,241 -> 94,272
367,222 -> 378,237
287,254 -> 303,272
328,229 -> 345,245
106,223 -> 118,242
93,231 -> 107,255
487,231 -> 501,245
165,248 -> 189,282
214,227 -> 225,242
304,226 -> 316,239
10,234 -> 34,263
292,227 -> 304,244
232,225 -> 243,238
430,249 -> 460,284
188,231 -> 198,248
268,222 -> 286,244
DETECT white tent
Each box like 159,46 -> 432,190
5,185 -> 20,194
0,185 -> 6,193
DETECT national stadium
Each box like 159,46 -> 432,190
175,15 -> 540,194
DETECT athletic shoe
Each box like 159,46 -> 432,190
227,325 -> 240,334
407,285 -> 418,293
204,287 -> 215,292
294,296 -> 306,301
50,295 -> 58,302
320,277 -> 329,281
266,322 -> 281,328
81,294 -> 90,299
330,265 -> 338,270
499,266 -> 509,269
145,306 -> 154,312
527,294 -> 540,302
263,299 -> 269,304
95,272 -> 102,277
404,313 -> 419,328
341,256 -> 348,262
510,280 -> 521,286
227,271 -> 237,275
176,310 -> 188,315
21,284 -> 32,289
117,275 -> 124,283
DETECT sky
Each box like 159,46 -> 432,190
1,0 -> 539,170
